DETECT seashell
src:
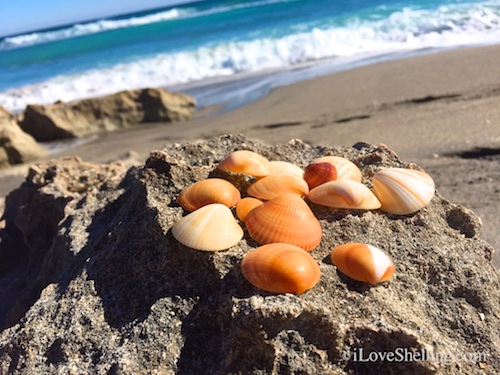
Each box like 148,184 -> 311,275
268,161 -> 304,178
241,243 -> 321,294
236,197 -> 264,222
303,162 -> 337,189
372,168 -> 435,215
313,156 -> 362,182
177,178 -> 241,212
307,180 -> 381,210
172,203 -> 243,251
218,150 -> 271,177
246,194 -> 322,251
247,174 -> 309,200
330,243 -> 395,284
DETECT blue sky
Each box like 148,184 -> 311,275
0,0 -> 198,37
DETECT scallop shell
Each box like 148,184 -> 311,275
307,180 -> 381,210
177,178 -> 241,212
246,194 -> 322,251
171,203 -> 243,251
330,243 -> 395,284
247,174 -> 309,200
241,243 -> 321,294
313,156 -> 362,182
218,150 -> 271,177
303,162 -> 337,189
236,197 -> 264,222
268,161 -> 304,178
372,168 -> 435,215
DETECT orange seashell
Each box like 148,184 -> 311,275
313,156 -> 362,182
247,174 -> 309,200
241,243 -> 321,294
236,197 -> 264,222
304,162 -> 337,189
330,243 -> 395,284
246,194 -> 322,251
307,180 -> 381,210
218,150 -> 271,177
177,178 -> 241,212
268,161 -> 304,178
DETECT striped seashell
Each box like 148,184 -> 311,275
171,203 -> 243,251
303,162 -> 337,189
177,178 -> 241,212
372,168 -> 435,215
330,243 -> 395,284
268,161 -> 304,178
247,174 -> 309,200
313,156 -> 362,182
241,243 -> 321,295
307,180 -> 381,210
246,194 -> 322,251
218,150 -> 271,177
236,197 -> 264,222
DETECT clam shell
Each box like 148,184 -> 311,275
241,243 -> 321,294
268,161 -> 304,178
236,197 -> 264,222
372,168 -> 435,215
177,178 -> 241,212
247,174 -> 309,200
331,243 -> 395,284
246,194 -> 322,251
313,156 -> 362,182
172,203 -> 243,251
304,162 -> 337,189
307,180 -> 381,210
218,150 -> 271,177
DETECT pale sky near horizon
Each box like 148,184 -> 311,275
0,0 -> 200,37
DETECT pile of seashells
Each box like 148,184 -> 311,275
171,150 -> 435,295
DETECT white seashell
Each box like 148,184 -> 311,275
268,161 -> 304,178
372,168 -> 435,215
307,180 -> 381,210
313,156 -> 362,182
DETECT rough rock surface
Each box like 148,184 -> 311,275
0,134 -> 498,374
19,88 -> 196,141
0,105 -> 47,168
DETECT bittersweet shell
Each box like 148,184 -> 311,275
241,243 -> 321,294
303,162 -> 337,189
177,178 -> 241,212
307,180 -> 381,210
330,243 -> 395,284
247,174 -> 309,200
171,204 -> 243,251
372,167 -> 435,215
268,161 -> 304,178
246,194 -> 322,251
218,150 -> 271,177
313,156 -> 362,182
236,197 -> 264,222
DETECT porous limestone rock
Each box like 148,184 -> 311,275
0,135 -> 498,374
19,88 -> 196,141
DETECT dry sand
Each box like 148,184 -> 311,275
2,44 -> 499,264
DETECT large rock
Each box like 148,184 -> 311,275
0,135 -> 498,374
0,105 -> 47,168
19,88 -> 196,141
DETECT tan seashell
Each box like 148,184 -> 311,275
236,197 -> 264,222
172,203 -> 243,251
268,161 -> 304,178
177,178 -> 241,212
218,150 -> 271,177
241,243 -> 321,294
303,162 -> 337,189
313,156 -> 362,182
372,168 -> 435,215
331,243 -> 395,284
246,194 -> 322,251
247,174 -> 309,200
307,180 -> 381,210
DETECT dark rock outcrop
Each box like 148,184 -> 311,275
19,88 -> 196,141
0,135 -> 498,374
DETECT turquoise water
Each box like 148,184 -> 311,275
1,0 -> 500,111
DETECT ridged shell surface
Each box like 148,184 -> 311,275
241,243 -> 321,294
172,203 -> 243,251
372,168 -> 435,215
268,161 -> 304,178
304,162 -> 337,189
177,178 -> 241,212
331,243 -> 395,284
247,174 -> 309,200
246,194 -> 322,251
236,197 -> 264,222
307,180 -> 381,210
217,150 -> 270,177
313,156 -> 362,182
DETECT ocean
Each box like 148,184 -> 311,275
1,0 -> 500,113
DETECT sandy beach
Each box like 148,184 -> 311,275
2,44 -> 499,264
